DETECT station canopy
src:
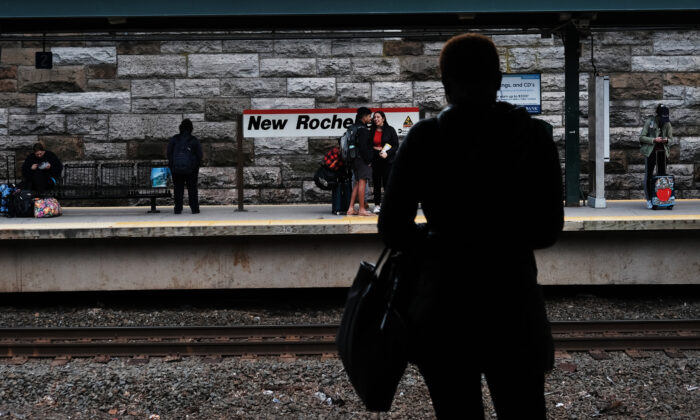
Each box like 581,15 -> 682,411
0,0 -> 698,35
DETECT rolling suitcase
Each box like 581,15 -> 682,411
332,178 -> 352,215
652,175 -> 674,210
651,149 -> 674,210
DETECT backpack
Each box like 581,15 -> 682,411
339,125 -> 359,163
172,135 -> 195,175
7,190 -> 34,218
314,165 -> 338,191
0,183 -> 15,215
323,147 -> 344,171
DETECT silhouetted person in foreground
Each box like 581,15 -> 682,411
378,33 -> 563,419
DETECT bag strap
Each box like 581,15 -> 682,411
379,248 -> 403,331
373,246 -> 390,274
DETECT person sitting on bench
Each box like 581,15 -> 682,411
21,143 -> 63,193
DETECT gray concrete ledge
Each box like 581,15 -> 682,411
2,200 -> 700,240
2,201 -> 700,290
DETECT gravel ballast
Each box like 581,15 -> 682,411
0,352 -> 697,419
0,289 -> 698,418
0,289 -> 698,328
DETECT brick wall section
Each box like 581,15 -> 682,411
0,31 -> 698,204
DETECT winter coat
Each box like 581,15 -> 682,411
639,117 -> 672,158
378,102 -> 563,371
353,123 -> 373,165
21,150 -> 63,182
369,124 -> 399,164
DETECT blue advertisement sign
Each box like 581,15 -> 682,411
497,73 -> 541,114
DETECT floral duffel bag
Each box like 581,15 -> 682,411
34,197 -> 62,218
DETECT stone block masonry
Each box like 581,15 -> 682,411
0,31 -> 698,204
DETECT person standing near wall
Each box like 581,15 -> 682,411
369,110 -> 398,214
639,104 -> 672,209
378,33 -> 563,418
346,107 -> 374,216
167,119 -> 203,214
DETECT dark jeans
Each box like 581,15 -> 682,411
372,156 -> 391,206
417,358 -> 547,419
644,149 -> 667,200
172,171 -> 199,212
26,170 -> 56,193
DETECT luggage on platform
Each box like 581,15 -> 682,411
0,183 -> 14,215
652,175 -> 674,210
7,189 -> 34,218
34,197 -> 62,218
332,178 -> 352,215
651,149 -> 674,210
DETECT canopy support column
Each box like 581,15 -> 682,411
563,22 -> 582,207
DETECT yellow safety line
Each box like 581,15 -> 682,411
1,215 -> 430,230
5,212 -> 700,230
567,215 -> 700,222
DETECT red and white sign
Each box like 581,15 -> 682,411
243,107 -> 419,138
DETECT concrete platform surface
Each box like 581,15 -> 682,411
2,200 -> 700,240
2,200 -> 699,290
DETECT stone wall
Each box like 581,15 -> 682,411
0,31 -> 698,204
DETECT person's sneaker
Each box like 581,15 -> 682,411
646,200 -> 653,209
192,209 -> 200,214
372,205 -> 381,214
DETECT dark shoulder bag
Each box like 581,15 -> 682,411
336,247 -> 409,412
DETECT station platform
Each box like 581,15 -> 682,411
1,200 -> 699,291
2,199 -> 700,240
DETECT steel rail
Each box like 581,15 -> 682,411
1,341 -> 339,358
0,324 -> 338,341
554,336 -> 699,352
550,319 -> 700,334
0,320 -> 698,359
3,319 -> 696,340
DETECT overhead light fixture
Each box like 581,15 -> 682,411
108,17 -> 127,25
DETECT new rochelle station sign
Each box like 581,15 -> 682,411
243,107 -> 420,138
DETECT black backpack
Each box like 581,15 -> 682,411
7,190 -> 34,218
171,135 -> 195,175
339,125 -> 359,163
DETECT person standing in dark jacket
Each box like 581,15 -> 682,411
369,110 -> 398,214
21,143 -> 63,193
346,107 -> 373,216
378,34 -> 563,419
639,104 -> 672,209
167,119 -> 203,214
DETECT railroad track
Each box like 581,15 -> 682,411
0,320 -> 698,360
